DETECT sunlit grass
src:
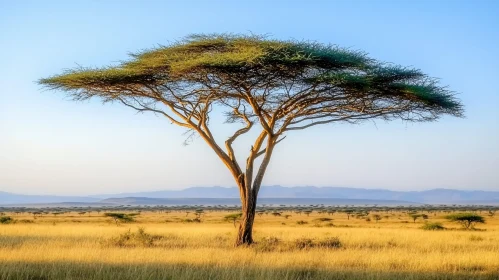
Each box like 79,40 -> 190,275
1,211 -> 498,279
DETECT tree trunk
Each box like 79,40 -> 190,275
235,192 -> 257,246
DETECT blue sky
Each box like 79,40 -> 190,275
1,0 -> 498,195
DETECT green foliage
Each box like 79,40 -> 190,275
0,216 -> 14,224
445,213 -> 485,229
40,33 -> 463,119
421,222 -> 445,231
104,213 -> 136,225
409,213 -> 422,223
224,213 -> 242,221
223,213 -> 242,227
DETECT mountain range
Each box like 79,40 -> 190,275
1,186 -> 498,205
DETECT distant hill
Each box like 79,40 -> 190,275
1,186 -> 498,205
99,197 -> 418,206
93,186 -> 499,204
0,191 -> 99,205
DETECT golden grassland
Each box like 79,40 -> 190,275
0,210 -> 498,280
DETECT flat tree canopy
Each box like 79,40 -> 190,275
40,34 -> 463,245
446,213 -> 485,229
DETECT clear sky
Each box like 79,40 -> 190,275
1,0 -> 498,195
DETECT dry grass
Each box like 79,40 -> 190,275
1,210 -> 498,279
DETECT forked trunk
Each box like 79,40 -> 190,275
235,192 -> 257,246
234,136 -> 276,246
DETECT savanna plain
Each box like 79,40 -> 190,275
0,207 -> 498,280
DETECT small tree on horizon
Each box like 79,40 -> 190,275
372,214 -> 382,223
104,213 -> 135,226
224,213 -> 242,228
409,213 -> 422,223
40,34 -> 463,246
445,213 -> 485,230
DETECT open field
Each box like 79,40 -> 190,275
0,208 -> 499,280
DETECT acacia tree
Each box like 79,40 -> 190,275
446,213 -> 485,229
39,34 -> 463,246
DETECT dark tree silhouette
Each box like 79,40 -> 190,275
409,213 -> 422,223
104,213 -> 135,226
40,34 -> 463,246
446,213 -> 485,229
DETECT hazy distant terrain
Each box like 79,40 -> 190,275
1,186 -> 499,205
99,197 -> 419,206
0,191 -> 100,205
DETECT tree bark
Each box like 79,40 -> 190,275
235,191 -> 257,246
234,136 -> 276,246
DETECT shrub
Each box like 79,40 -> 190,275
103,227 -> 163,247
314,217 -> 333,222
421,222 -> 445,230
469,235 -> 484,242
0,216 -> 14,224
182,218 -> 201,223
317,237 -> 341,249
254,236 -> 280,252
296,220 -> 308,225
294,238 -> 315,250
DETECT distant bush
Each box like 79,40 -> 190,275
103,227 -> 162,247
294,238 -> 315,250
296,220 -> 308,225
314,217 -> 333,222
317,237 -> 342,249
182,218 -> 201,223
254,236 -> 280,252
469,235 -> 484,242
421,222 -> 445,231
0,216 -> 14,224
